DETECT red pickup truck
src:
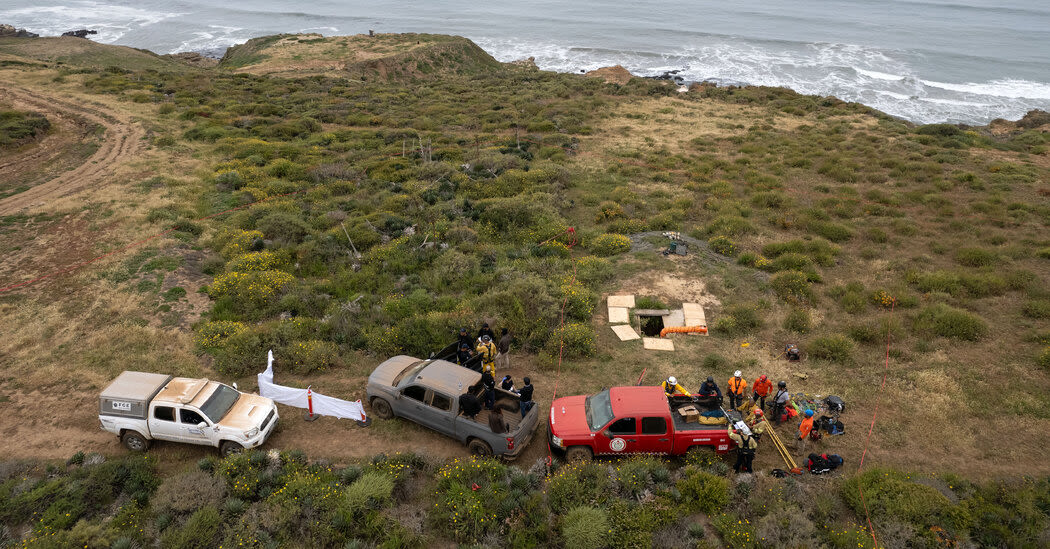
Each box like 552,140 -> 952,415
548,385 -> 736,461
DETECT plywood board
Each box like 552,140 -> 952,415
642,337 -> 675,351
663,309 -> 685,328
607,295 -> 636,308
608,306 -> 629,324
682,302 -> 707,327
611,324 -> 641,341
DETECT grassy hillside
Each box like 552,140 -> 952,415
0,37 -> 195,72
0,32 -> 1048,548
219,32 -> 503,79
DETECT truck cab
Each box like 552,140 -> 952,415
548,385 -> 734,461
99,371 -> 279,456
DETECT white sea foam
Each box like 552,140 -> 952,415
921,78 -> 1050,100
171,25 -> 252,55
0,1 -> 181,44
855,68 -> 907,81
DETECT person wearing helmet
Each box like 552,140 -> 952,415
745,407 -> 767,437
752,374 -> 773,410
727,426 -> 758,473
727,370 -> 748,410
661,376 -> 691,397
476,334 -> 498,376
772,381 -> 790,424
797,409 -> 816,451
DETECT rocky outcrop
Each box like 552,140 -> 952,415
584,65 -> 633,85
165,52 -> 220,68
61,29 -> 98,39
509,56 -> 538,70
987,109 -> 1050,136
0,24 -> 38,38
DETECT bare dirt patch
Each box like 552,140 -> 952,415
0,83 -> 145,215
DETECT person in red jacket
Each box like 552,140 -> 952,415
752,375 -> 773,410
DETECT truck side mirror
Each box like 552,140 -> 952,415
198,422 -> 207,428
602,429 -> 613,439
232,382 -> 239,390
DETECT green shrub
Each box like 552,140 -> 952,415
1039,347 -> 1050,370
714,304 -> 762,336
676,469 -> 729,514
343,471 -> 394,513
770,271 -> 814,304
736,252 -> 759,267
153,471 -> 226,516
547,462 -> 611,514
226,251 -> 287,272
841,469 -> 969,535
544,322 -> 597,359
704,215 -> 753,236
590,233 -> 632,256
575,256 -> 614,285
783,308 -> 811,333
560,506 -> 609,549
1037,247 -> 1050,260
807,220 -> 853,242
1022,300 -> 1050,319
954,247 -> 998,267
914,304 -> 988,341
711,512 -> 758,549
210,270 -> 295,303
807,334 -> 854,363
708,235 -> 736,256
283,340 -> 339,374
768,252 -> 810,272
160,506 -> 220,549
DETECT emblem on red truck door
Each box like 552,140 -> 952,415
610,438 -> 627,452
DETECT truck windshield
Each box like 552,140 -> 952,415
199,384 -> 240,423
391,360 -> 426,387
584,390 -> 614,432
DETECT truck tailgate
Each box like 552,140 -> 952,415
504,405 -> 540,459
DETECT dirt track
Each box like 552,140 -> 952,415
0,84 -> 145,215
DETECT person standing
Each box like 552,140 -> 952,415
496,328 -> 512,370
476,335 -> 497,376
727,370 -> 748,410
752,375 -> 773,410
478,322 -> 496,342
480,370 -> 496,410
797,409 -> 815,451
457,328 -> 473,350
456,343 -> 474,366
727,427 -> 757,473
771,381 -> 790,424
518,377 -> 534,417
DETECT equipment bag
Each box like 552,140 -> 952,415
824,395 -> 845,412
807,453 -> 833,474
828,454 -> 844,468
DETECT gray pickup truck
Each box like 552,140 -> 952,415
366,355 -> 539,459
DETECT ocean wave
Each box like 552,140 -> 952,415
0,0 -> 181,43
171,25 -> 252,55
920,78 -> 1050,100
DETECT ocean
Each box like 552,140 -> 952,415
3,0 -> 1049,125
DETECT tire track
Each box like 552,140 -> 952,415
0,85 -> 145,215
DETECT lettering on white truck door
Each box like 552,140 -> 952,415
179,409 -> 211,443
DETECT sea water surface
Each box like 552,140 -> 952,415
3,0 -> 1049,124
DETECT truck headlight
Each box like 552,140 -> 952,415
244,427 -> 259,439
551,435 -> 564,449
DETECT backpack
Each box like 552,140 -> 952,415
738,434 -> 755,456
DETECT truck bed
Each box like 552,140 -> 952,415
463,388 -> 524,432
671,401 -> 728,432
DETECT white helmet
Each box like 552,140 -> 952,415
734,370 -> 742,377
668,376 -> 677,385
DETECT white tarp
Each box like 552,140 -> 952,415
257,350 -> 367,422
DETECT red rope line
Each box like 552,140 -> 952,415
856,300 -> 895,547
546,227 -> 578,467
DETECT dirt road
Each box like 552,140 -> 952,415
0,84 -> 145,215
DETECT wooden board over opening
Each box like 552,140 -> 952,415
611,324 -> 641,341
642,337 -> 675,351
607,295 -> 636,308
608,306 -> 629,324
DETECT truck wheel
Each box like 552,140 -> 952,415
220,441 -> 244,458
565,446 -> 593,462
122,431 -> 149,452
370,398 -> 394,420
467,438 -> 493,457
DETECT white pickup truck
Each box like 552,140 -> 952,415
99,371 -> 279,456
